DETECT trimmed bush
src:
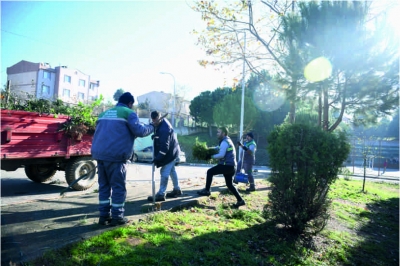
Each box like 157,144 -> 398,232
192,138 -> 218,160
264,123 -> 350,233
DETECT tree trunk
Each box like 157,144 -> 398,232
329,82 -> 347,132
289,102 -> 296,124
288,80 -> 298,124
318,88 -> 322,128
323,87 -> 329,131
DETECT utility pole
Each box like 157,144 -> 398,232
5,80 -> 11,107
239,31 -> 246,161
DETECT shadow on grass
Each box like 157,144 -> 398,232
345,197 -> 399,266
22,183 -> 399,265
31,205 -> 319,266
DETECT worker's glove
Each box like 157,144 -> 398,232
242,146 -> 248,151
237,141 -> 243,146
153,154 -> 165,168
152,159 -> 161,168
205,154 -> 212,160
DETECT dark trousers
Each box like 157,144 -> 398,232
206,164 -> 243,202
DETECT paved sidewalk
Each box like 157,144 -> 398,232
344,166 -> 399,182
0,166 -> 269,266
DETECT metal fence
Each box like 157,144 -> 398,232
346,138 -> 399,174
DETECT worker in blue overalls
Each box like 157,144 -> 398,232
91,92 -> 154,226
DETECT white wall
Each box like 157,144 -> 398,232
8,72 -> 37,96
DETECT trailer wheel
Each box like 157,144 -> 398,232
25,164 -> 57,183
65,158 -> 97,191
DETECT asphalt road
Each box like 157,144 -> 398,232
0,162 -> 212,206
1,163 -> 398,207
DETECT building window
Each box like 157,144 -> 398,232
64,75 -> 71,83
63,89 -> 70,98
43,71 -> 51,79
42,85 -> 50,95
90,83 -> 96,90
79,79 -> 86,87
78,92 -> 85,100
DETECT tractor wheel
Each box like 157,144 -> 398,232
25,164 -> 57,183
65,157 -> 97,191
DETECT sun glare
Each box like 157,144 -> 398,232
304,57 -> 333,83
387,4 -> 400,37
252,81 -> 286,112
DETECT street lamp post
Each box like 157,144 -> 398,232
239,31 -> 246,143
205,27 -> 247,159
160,72 -> 176,127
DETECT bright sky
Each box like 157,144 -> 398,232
1,0 -> 238,102
1,1 -> 399,103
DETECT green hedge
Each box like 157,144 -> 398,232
264,123 -> 350,233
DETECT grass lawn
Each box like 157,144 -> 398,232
28,178 -> 399,266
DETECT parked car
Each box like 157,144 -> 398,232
130,146 -> 153,163
176,149 -> 186,164
130,146 -> 186,165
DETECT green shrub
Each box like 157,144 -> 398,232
192,138 -> 218,160
1,91 -> 102,136
338,167 -> 352,181
264,123 -> 350,233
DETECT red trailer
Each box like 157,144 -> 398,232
1,109 -> 97,191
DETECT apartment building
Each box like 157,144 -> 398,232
137,91 -> 192,127
6,60 -> 100,104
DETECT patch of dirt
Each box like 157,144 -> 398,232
126,237 -> 143,246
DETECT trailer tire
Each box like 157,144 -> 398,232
25,164 -> 57,183
66,157 -> 97,191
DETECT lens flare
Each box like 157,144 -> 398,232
304,57 -> 332,82
252,81 -> 286,112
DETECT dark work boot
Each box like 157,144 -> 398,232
166,189 -> 182,198
232,200 -> 246,208
246,184 -> 256,192
147,194 -> 166,202
197,188 -> 211,196
98,216 -> 112,225
110,217 -> 129,226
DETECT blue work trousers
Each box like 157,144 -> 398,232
97,160 -> 127,219
157,160 -> 180,196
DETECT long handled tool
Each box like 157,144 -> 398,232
152,159 -> 156,205
151,131 -> 156,205
60,166 -> 97,196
